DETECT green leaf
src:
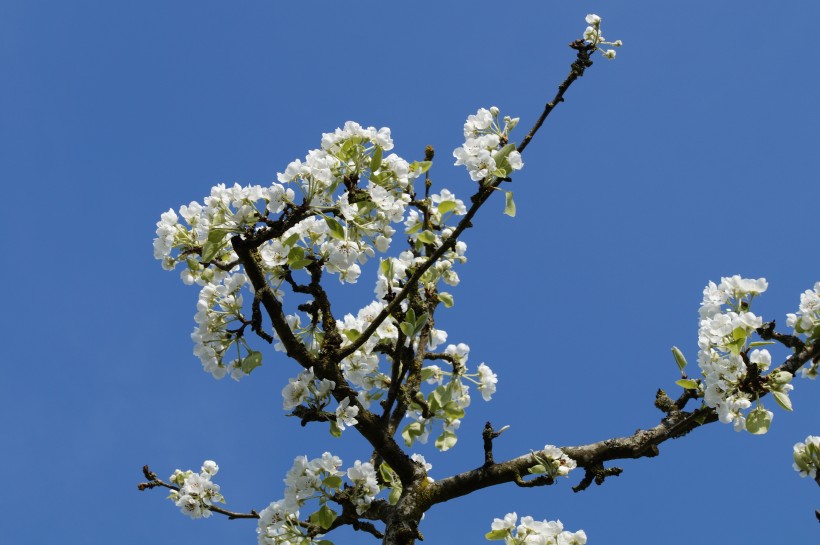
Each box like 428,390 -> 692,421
748,341 -> 776,347
732,327 -> 747,341
492,143 -> 516,164
409,160 -> 433,174
290,259 -> 313,270
379,463 -> 396,483
492,168 -> 507,178
437,200 -> 457,214
485,529 -> 509,541
503,191 -> 516,217
322,476 -> 343,489
745,407 -> 772,434
406,222 -> 424,234
401,422 -> 423,447
201,240 -> 222,262
412,312 -> 429,338
675,379 -> 699,390
772,391 -> 793,411
435,430 -> 458,451
671,346 -> 687,373
370,145 -> 383,172
417,230 -> 436,244
438,292 -> 454,308
241,351 -> 263,374
343,329 -> 361,342
283,232 -> 301,247
324,216 -> 346,241
443,401 -> 465,420
309,505 -> 338,530
388,487 -> 402,505
400,322 -> 414,338
380,258 -> 393,278
693,409 -> 708,425
329,420 -> 342,438
527,464 -> 547,474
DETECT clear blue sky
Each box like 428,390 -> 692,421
2,2 -> 818,544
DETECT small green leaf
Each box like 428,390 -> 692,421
417,230 -> 436,244
503,191 -> 516,217
324,216 -> 346,241
671,346 -> 687,373
748,341 -> 776,347
438,292 -> 454,308
675,379 -> 699,390
527,464 -> 547,474
343,329 -> 361,342
283,232 -> 301,247
329,420 -> 342,438
406,222 -> 424,234
485,529 -> 509,541
401,422 -> 423,447
745,407 -> 772,434
388,487 -> 402,505
493,168 -> 507,178
435,430 -> 458,451
492,143 -> 516,163
437,200 -> 457,214
443,401 -> 465,420
290,259 -> 313,270
201,240 -> 222,262
309,505 -> 338,530
693,409 -> 708,425
370,145 -> 383,172
732,327 -> 747,341
241,351 -> 263,374
772,391 -> 793,411
322,476 -> 343,489
400,322 -> 414,338
380,258 -> 393,278
409,160 -> 433,174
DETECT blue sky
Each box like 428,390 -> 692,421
2,1 -> 819,544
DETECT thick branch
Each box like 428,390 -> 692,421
231,236 -> 315,368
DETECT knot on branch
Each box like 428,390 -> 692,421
572,463 -> 623,493
654,389 -> 677,414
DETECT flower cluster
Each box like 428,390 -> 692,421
167,460 -> 224,519
697,276 -> 796,434
792,435 -> 820,479
486,512 -> 587,545
402,342 -> 498,451
528,445 -> 577,478
453,106 -> 523,183
787,282 -> 820,379
256,453 -> 381,545
583,14 -> 622,59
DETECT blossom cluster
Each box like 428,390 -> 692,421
696,276 -> 789,433
792,435 -> 820,479
154,116 -> 493,386
453,106 -> 523,183
256,453 -> 381,545
167,460 -> 224,519
787,282 -> 820,379
528,445 -> 577,479
583,14 -> 622,59
403,342 -> 498,451
486,512 -> 587,545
